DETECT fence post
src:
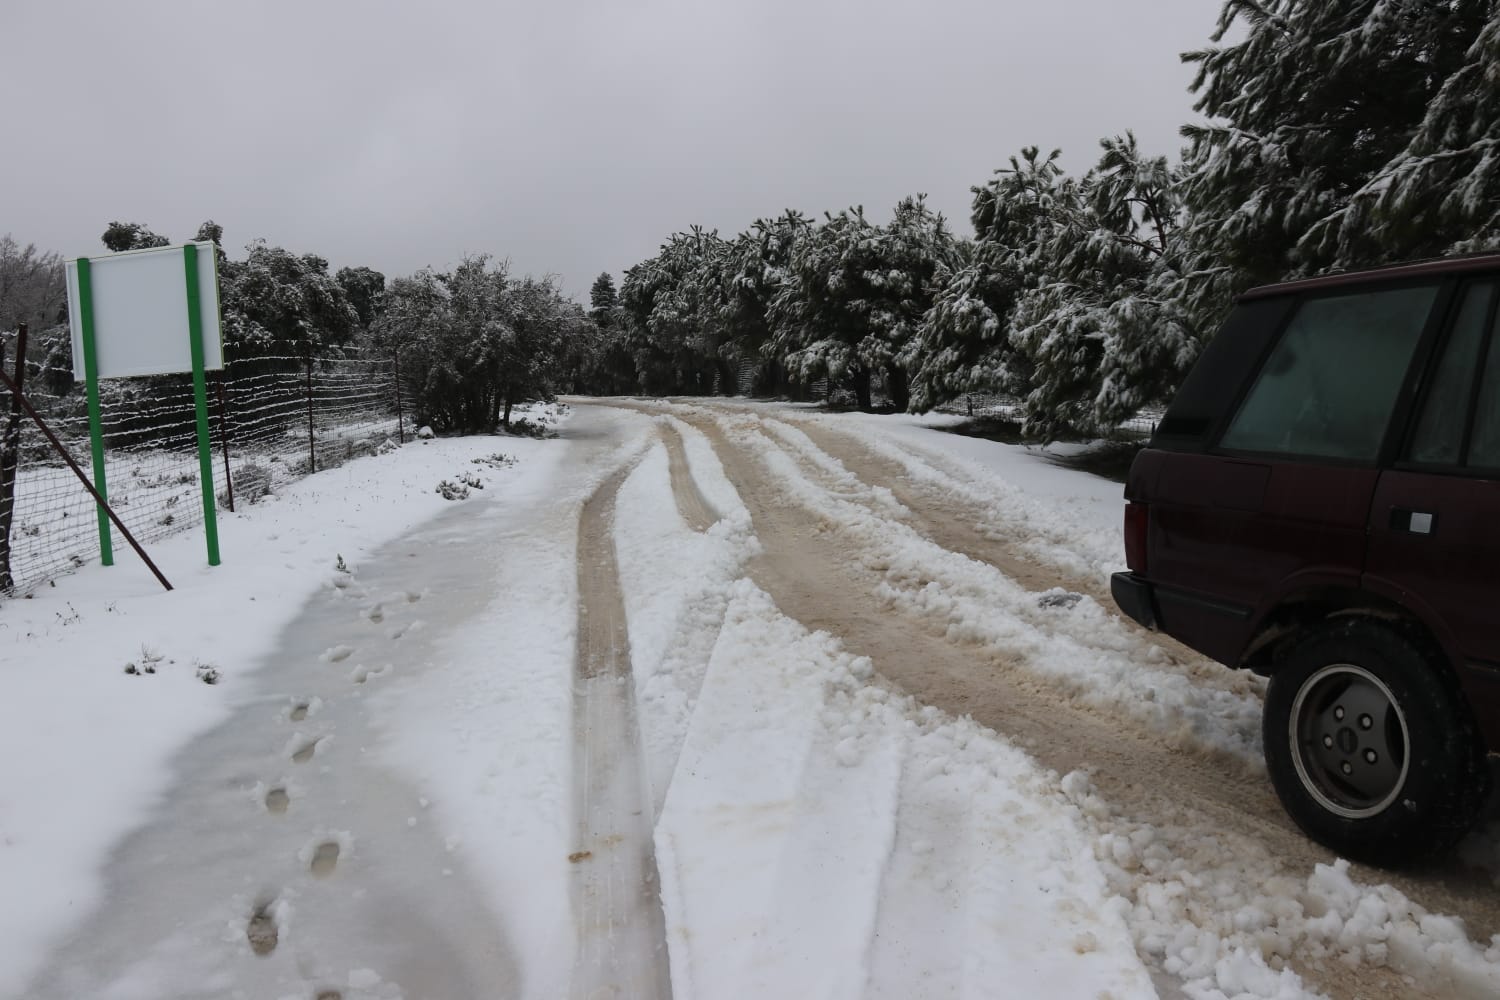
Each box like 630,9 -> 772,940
393,345 -> 405,444
304,345 -> 316,473
216,375 -> 235,513
0,324 -> 29,591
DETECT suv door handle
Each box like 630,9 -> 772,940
1390,508 -> 1438,535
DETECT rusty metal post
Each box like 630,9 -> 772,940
304,346 -> 316,473
393,345 -> 405,444
0,324 -> 29,591
216,375 -> 235,513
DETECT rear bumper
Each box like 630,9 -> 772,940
1111,571 -> 1157,629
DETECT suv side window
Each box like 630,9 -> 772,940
1219,284 -> 1439,461
1407,281 -> 1495,465
1463,294 -> 1500,469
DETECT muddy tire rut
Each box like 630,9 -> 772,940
572,455 -> 674,999
665,404 -> 1500,1000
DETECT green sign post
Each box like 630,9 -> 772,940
73,257 -> 114,567
66,242 -> 226,571
183,247 -> 220,566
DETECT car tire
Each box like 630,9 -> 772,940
1263,617 -> 1487,866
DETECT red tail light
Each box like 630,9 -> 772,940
1124,502 -> 1149,573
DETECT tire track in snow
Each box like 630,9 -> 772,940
660,421 -> 717,533
673,404 -> 1497,1000
572,458 -> 674,999
761,413 -> 1266,729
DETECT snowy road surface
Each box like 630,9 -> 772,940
4,399 -> 1500,999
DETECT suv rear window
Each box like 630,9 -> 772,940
1219,284 -> 1439,461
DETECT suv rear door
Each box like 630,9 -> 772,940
1364,276 -> 1500,745
1150,282 -> 1443,663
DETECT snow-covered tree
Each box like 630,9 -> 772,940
618,228 -> 731,395
718,211 -> 812,395
770,197 -> 958,411
100,221 -> 169,253
1300,11 -> 1500,265
335,266 -> 387,330
1012,135 -> 1200,437
0,235 -> 65,334
589,272 -> 618,327
374,256 -> 573,432
903,148 -> 1064,412
1177,0 -> 1494,323
221,241 -> 359,354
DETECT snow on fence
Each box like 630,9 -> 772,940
0,332 -> 402,597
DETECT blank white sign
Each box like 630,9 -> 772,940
66,241 -> 224,381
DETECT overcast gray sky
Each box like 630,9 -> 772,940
4,0 -> 1218,301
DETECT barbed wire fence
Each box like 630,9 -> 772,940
0,329 -> 403,598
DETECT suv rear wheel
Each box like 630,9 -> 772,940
1263,618 -> 1487,866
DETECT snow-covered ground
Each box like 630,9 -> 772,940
4,398 -> 1499,1000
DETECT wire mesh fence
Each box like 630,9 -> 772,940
0,331 -> 402,598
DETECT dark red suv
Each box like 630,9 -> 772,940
1113,254 -> 1500,865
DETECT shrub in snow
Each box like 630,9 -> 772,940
194,661 -> 220,685
504,416 -> 554,438
435,479 -> 469,501
472,452 -> 516,469
457,472 -> 484,490
221,463 -> 273,508
416,425 -> 435,440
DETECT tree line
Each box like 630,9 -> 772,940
1,221 -> 587,435
586,0 -> 1500,436
4,1 -> 1497,441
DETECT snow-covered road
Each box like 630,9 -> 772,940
5,399 -> 1500,1000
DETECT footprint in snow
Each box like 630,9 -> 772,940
246,899 -> 278,956
265,787 -> 290,814
389,620 -> 424,640
289,703 -> 310,722
364,603 -> 385,624
321,645 -> 355,663
350,664 -> 391,685
405,589 -> 424,603
310,841 -> 340,877
291,738 -> 323,764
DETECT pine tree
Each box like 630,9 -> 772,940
589,272 -> 618,328
1177,0 -> 1494,325
904,148 -> 1065,412
336,266 -> 387,330
770,197 -> 957,411
1301,12 -> 1500,265
1013,135 -> 1199,438
101,221 -> 170,252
